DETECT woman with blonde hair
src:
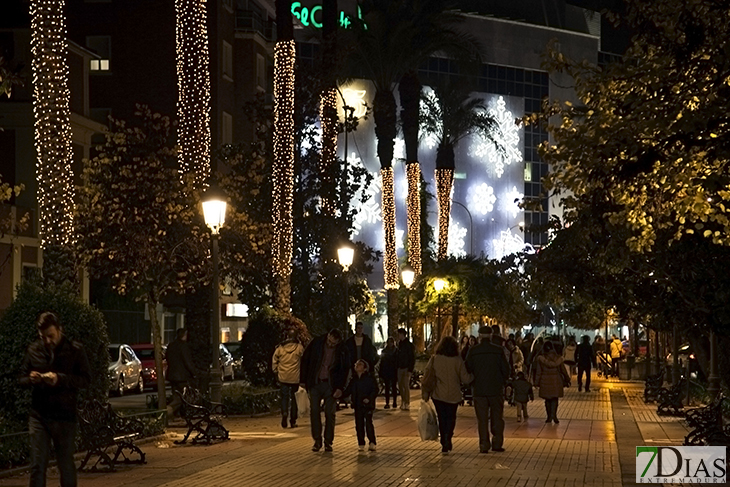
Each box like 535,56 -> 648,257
421,335 -> 472,454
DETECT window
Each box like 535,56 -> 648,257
86,36 -> 111,71
222,112 -> 232,145
256,54 -> 265,88
222,41 -> 233,79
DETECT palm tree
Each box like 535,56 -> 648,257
420,84 -> 503,260
347,0 -> 479,334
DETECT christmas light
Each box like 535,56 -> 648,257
31,0 -> 75,247
435,167 -> 454,261
272,40 -> 296,279
320,88 -> 338,215
381,167 -> 398,289
406,162 -> 421,275
470,96 -> 522,178
501,185 -> 524,219
175,0 -> 212,185
467,182 -> 496,215
447,220 -> 467,258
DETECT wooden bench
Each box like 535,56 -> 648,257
656,378 -> 686,416
77,399 -> 146,472
643,370 -> 664,403
173,388 -> 229,445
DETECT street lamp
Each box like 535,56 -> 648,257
434,278 -> 447,342
338,242 -> 355,333
451,201 -> 473,255
401,265 -> 415,336
202,183 -> 227,403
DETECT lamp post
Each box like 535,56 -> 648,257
434,278 -> 447,342
202,183 -> 227,403
338,242 -> 355,334
401,265 -> 415,336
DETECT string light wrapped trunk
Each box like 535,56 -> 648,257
31,0 -> 75,248
406,161 -> 421,274
435,167 -> 454,261
175,0 -> 211,185
319,87 -> 338,215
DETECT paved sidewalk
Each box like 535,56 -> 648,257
0,374 -> 689,487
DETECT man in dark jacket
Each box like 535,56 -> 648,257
166,328 -> 198,417
299,328 -> 350,452
465,326 -> 511,453
345,321 -> 378,371
575,335 -> 597,392
19,311 -> 90,487
395,328 -> 416,410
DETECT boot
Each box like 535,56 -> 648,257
281,415 -> 288,429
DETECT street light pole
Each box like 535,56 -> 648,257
202,183 -> 228,403
451,201 -> 472,255
401,265 -> 415,337
338,242 -> 355,335
433,278 -> 447,343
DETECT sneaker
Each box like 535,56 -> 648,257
585,388 -> 591,393
358,445 -> 365,452
492,447 -> 505,452
324,444 -> 333,452
290,421 -> 297,428
384,404 -> 390,409
402,404 -> 410,411
369,443 -> 377,452
441,446 -> 449,454
281,417 -> 288,429
312,443 -> 322,452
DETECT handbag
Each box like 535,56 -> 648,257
421,357 -> 436,394
559,364 -> 571,387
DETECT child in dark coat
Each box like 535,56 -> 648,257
345,359 -> 378,451
512,371 -> 534,422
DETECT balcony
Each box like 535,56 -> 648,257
235,10 -> 276,42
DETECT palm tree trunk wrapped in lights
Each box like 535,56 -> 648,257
319,0 -> 338,216
406,162 -> 422,273
400,71 -> 422,275
175,0 -> 211,185
272,0 -> 296,312
436,165 -> 454,261
31,0 -> 77,285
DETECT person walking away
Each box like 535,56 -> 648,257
506,339 -> 524,375
344,359 -> 378,451
575,335 -> 596,392
272,328 -> 304,428
512,371 -> 534,422
563,336 -> 577,377
465,326 -> 510,453
422,336 -> 473,454
300,329 -> 350,452
610,335 -> 623,378
535,341 -> 569,424
395,328 -> 416,410
379,337 -> 399,409
166,328 -> 198,418
20,311 -> 91,487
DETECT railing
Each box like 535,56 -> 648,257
0,409 -> 166,471
235,10 -> 276,41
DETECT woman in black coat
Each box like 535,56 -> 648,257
379,337 -> 399,409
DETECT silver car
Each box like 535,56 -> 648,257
108,344 -> 144,396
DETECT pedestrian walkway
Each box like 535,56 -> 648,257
0,374 -> 689,487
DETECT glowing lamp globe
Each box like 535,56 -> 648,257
434,279 -> 447,292
338,243 -> 355,272
202,184 -> 227,235
401,265 -> 415,289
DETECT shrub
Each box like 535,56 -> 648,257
0,281 -> 111,425
239,307 -> 309,387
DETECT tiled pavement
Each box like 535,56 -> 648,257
0,373 -> 690,487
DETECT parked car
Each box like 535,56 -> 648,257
222,341 -> 243,380
220,343 -> 235,381
108,344 -> 143,396
130,343 -> 167,390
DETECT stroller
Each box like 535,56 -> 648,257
596,351 -> 615,378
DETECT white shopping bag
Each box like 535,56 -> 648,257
417,399 -> 439,441
295,387 -> 310,417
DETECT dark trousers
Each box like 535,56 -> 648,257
612,358 -> 621,377
29,416 -> 77,487
473,395 -> 505,451
309,380 -> 336,447
577,365 -> 591,390
280,383 -> 298,422
168,380 -> 189,418
383,377 -> 398,406
432,399 -> 459,449
354,407 -> 376,445
544,397 -> 559,420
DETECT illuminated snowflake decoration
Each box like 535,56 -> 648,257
491,230 -> 525,259
470,96 -> 522,178
500,185 -> 524,219
467,183 -> 496,215
447,220 -> 467,258
348,152 -> 382,237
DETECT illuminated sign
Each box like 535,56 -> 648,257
291,2 -> 364,29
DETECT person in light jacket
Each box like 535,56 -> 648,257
272,328 -> 304,429
535,341 -> 569,424
422,336 -> 473,454
506,339 -> 524,375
